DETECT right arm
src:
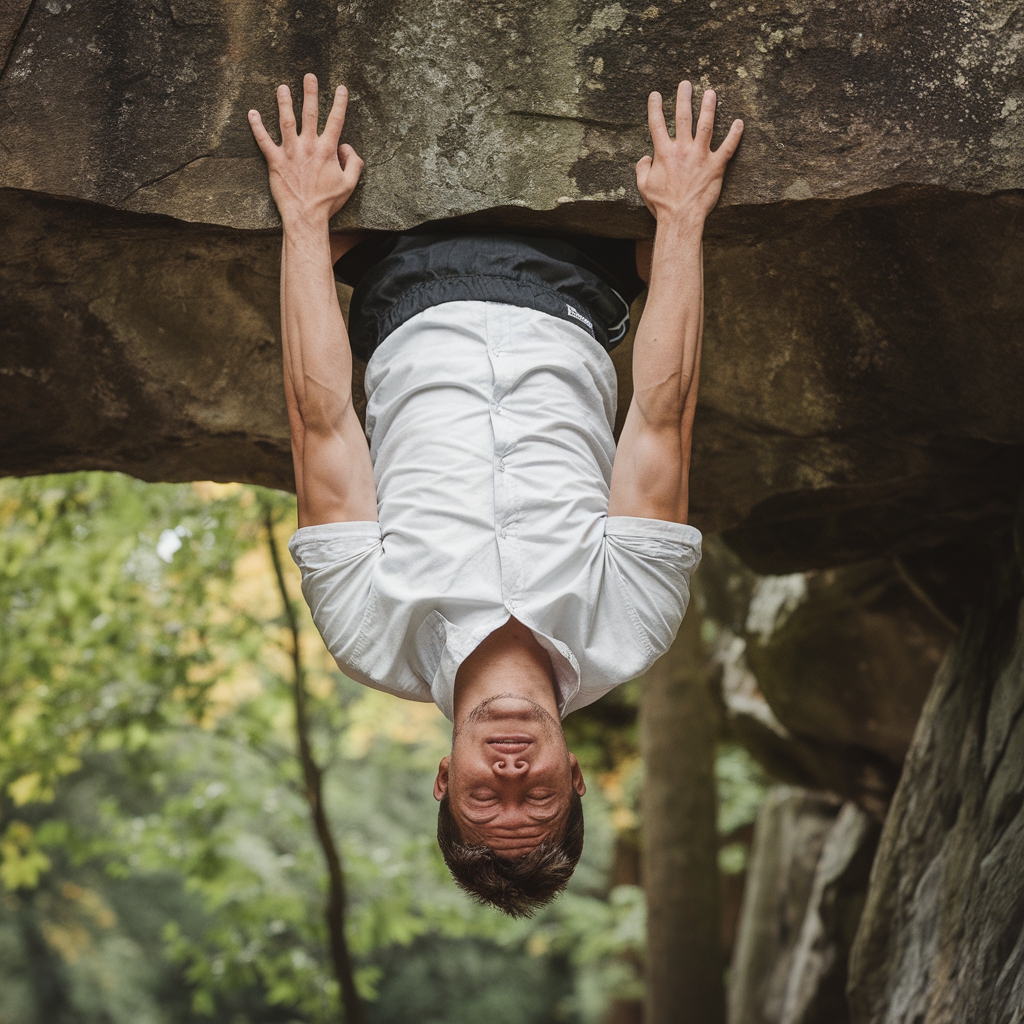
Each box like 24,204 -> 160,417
610,83 -> 742,524
250,75 -> 378,528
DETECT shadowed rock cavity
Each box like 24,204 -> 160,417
3,186 -> 1024,577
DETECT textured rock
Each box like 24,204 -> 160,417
744,561 -> 948,773
848,548 -> 1024,1023
719,640 -> 900,820
3,3 -> 1024,571
3,0 -> 1024,229
705,541 -> 948,815
729,793 -> 880,1024
704,190 -> 1024,571
728,788 -> 841,1024
0,190 -> 292,487
779,803 -> 880,1024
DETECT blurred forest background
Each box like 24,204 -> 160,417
0,473 -> 767,1024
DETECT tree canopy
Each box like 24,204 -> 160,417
0,473 -> 767,1023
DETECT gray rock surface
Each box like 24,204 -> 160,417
728,788 -> 841,1024
3,0 -> 1023,230
2,2 -> 1024,572
744,561 -> 949,796
780,803 -> 880,1024
729,793 -> 880,1024
706,541 -> 947,816
848,551 -> 1024,1023
0,190 -> 292,487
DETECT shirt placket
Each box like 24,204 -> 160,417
485,304 -> 526,614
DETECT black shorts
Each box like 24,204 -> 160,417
333,231 -> 645,363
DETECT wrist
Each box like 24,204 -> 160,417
654,210 -> 705,242
281,210 -> 331,246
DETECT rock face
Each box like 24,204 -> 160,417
780,804 -> 880,1024
729,789 -> 840,1024
743,560 -> 950,814
848,547 -> 1024,1022
2,3 -> 1024,571
3,0 -> 1024,230
729,790 -> 880,1024
0,190 -> 292,488
701,540 -> 947,816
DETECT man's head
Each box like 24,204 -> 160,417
434,694 -> 586,917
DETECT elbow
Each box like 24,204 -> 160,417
633,373 -> 693,429
291,377 -> 353,435
292,395 -> 352,438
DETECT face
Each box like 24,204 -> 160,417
434,694 -> 586,858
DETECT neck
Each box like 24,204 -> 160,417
453,618 -> 559,727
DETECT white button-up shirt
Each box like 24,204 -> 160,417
289,301 -> 701,721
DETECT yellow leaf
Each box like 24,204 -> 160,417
7,772 -> 52,806
0,822 -> 51,890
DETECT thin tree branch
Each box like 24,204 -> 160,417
893,556 -> 958,634
263,504 -> 364,1024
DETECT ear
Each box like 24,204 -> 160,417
433,754 -> 451,802
568,752 -> 586,797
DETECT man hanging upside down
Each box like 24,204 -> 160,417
248,75 -> 742,917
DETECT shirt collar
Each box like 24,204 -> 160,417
416,610 -> 581,722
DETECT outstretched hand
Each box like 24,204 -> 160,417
636,81 -> 743,226
249,73 -> 364,227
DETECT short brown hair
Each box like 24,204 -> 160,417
436,791 -> 584,917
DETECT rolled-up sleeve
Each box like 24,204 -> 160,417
603,516 -> 702,659
288,522 -> 383,668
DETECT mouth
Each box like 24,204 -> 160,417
487,736 -> 532,754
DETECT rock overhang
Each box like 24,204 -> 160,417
2,0 -> 1024,575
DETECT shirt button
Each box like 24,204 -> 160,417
500,527 -> 507,538
498,460 -> 505,472
494,404 -> 503,415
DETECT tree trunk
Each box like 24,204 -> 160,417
265,507 -> 365,1024
640,600 -> 726,1024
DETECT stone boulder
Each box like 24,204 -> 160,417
729,790 -> 880,1024
727,788 -> 841,1024
2,2 -> 1024,571
704,539 -> 949,816
3,0 -> 1023,230
848,544 -> 1024,1022
743,561 -> 949,801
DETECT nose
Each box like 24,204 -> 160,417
491,756 -> 528,777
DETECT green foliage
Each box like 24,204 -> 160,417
0,473 -> 773,1022
716,743 -> 769,875
2,472 -> 712,1024
0,473 -> 253,812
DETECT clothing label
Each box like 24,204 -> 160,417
565,304 -> 594,330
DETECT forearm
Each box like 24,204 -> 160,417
280,216 -> 355,433
609,80 -> 740,523
631,215 -> 705,429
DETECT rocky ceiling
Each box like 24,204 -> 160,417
2,0 -> 1023,572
